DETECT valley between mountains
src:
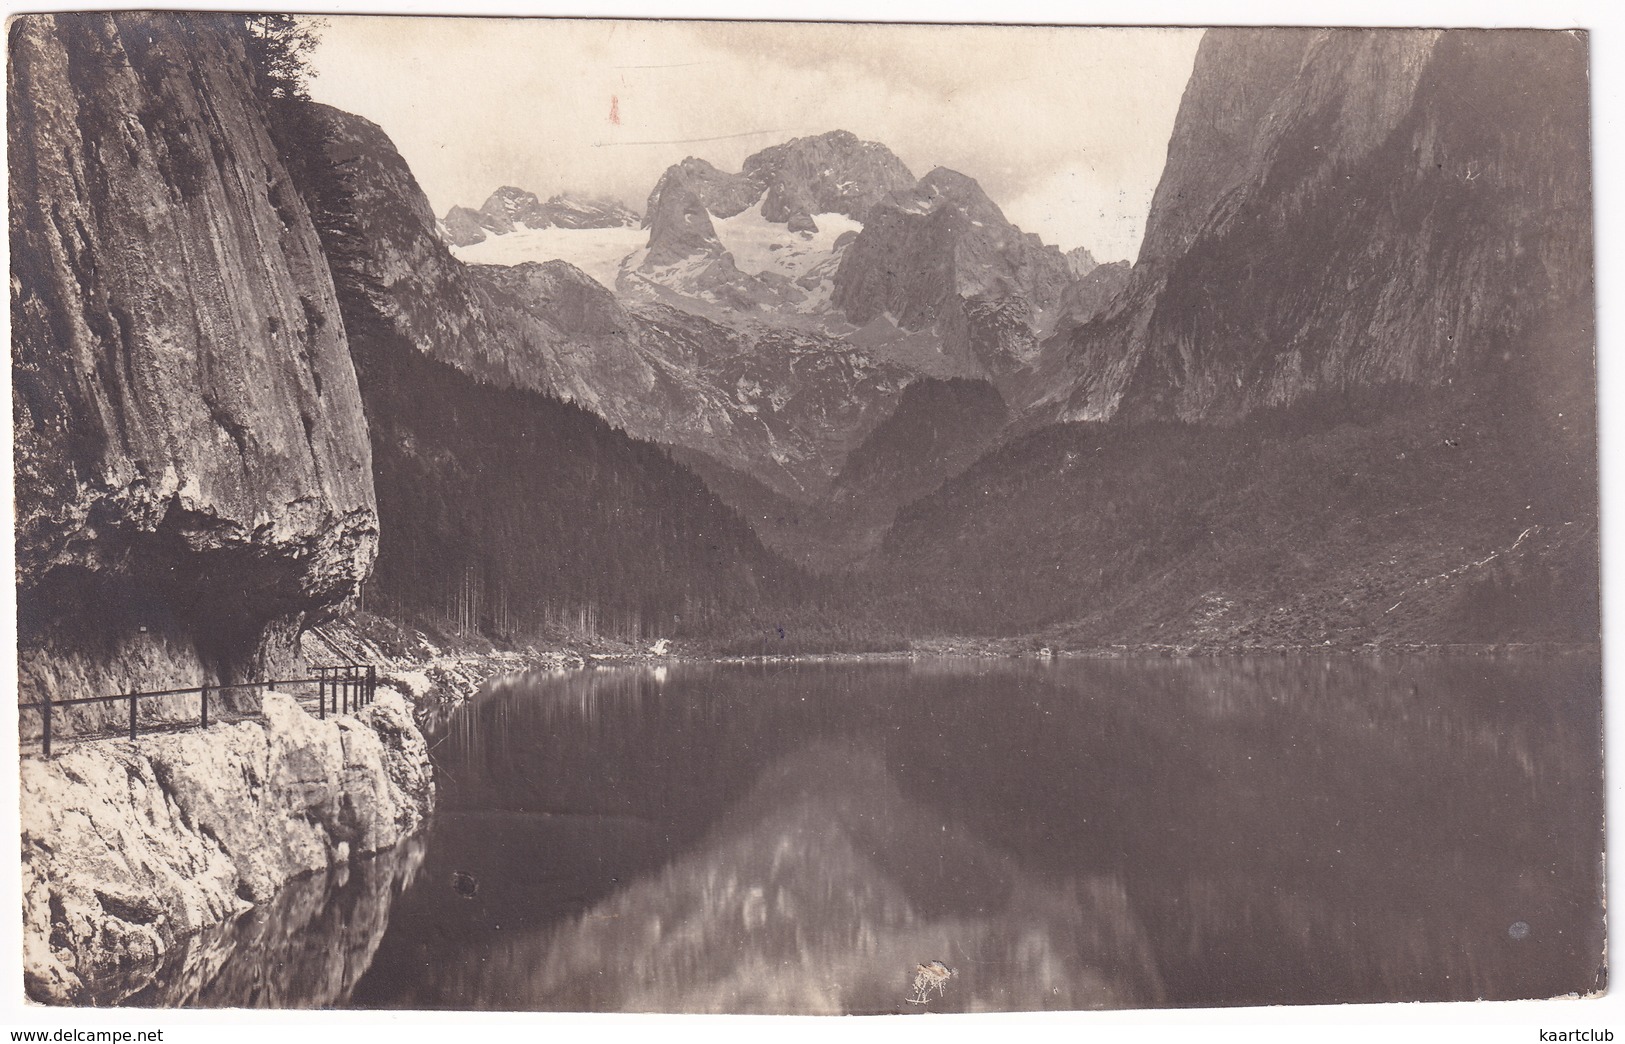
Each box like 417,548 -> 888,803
8,15 -> 1603,1011
11,19 -> 1597,720
339,26 -> 1595,654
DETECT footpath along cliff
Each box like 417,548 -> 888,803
21,692 -> 432,1004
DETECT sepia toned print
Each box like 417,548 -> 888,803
10,13 -> 1600,1013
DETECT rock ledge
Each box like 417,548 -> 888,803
20,691 -> 433,1004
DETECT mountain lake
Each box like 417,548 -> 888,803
118,653 -> 1604,1013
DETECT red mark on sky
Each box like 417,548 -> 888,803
609,95 -> 621,125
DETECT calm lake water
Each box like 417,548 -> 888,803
129,654 -> 1605,1013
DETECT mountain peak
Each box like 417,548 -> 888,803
642,158 -> 763,228
476,186 -> 545,233
875,167 -> 1003,227
642,131 -> 917,237
831,166 -> 1074,368
642,176 -> 728,269
742,131 -> 916,224
918,166 -> 981,193
1064,245 -> 1100,279
441,186 -> 639,243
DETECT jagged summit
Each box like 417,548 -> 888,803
446,132 -> 1092,390
831,165 -> 1073,368
641,156 -> 764,228
439,187 -> 639,245
620,132 -> 911,313
641,130 -> 916,234
741,130 -> 918,226
642,175 -> 730,269
1064,245 -> 1100,279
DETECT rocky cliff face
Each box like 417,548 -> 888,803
21,690 -> 433,1004
623,171 -> 757,302
877,30 -> 1595,643
316,105 -> 528,386
9,13 -> 378,714
624,132 -> 917,313
109,834 -> 425,1008
320,105 -> 676,414
322,106 -> 910,499
742,129 -> 919,228
1031,29 -> 1593,432
642,155 -> 766,226
1056,260 -> 1133,327
832,167 -> 1076,376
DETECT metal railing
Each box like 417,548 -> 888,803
19,664 -> 378,759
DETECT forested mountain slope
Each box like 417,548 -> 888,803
875,28 -> 1596,646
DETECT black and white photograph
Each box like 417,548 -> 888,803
4,3 -> 1611,1030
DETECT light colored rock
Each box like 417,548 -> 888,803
109,835 -> 427,1008
20,691 -> 432,1004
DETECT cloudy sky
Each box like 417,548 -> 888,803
309,18 -> 1202,261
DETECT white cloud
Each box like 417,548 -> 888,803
308,17 -> 1200,259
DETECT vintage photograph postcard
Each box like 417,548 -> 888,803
8,10 -> 1604,1018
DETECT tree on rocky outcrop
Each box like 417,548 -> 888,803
241,14 -> 321,102
236,16 -> 384,315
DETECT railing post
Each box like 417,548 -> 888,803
341,668 -> 349,714
200,684 -> 210,730
41,689 -> 52,759
319,668 -> 327,720
368,665 -> 376,705
128,689 -> 138,742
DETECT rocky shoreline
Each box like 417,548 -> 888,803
318,614 -> 1600,714
20,689 -> 434,1005
317,611 -> 1602,708
21,616 -> 1594,1006
300,614 -> 586,716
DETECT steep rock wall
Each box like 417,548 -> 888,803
21,691 -> 432,1005
9,13 -> 377,714
833,167 -> 1077,379
881,30 -> 1595,642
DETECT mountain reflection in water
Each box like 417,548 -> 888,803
412,740 -> 1162,1013
152,654 -> 1602,1012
